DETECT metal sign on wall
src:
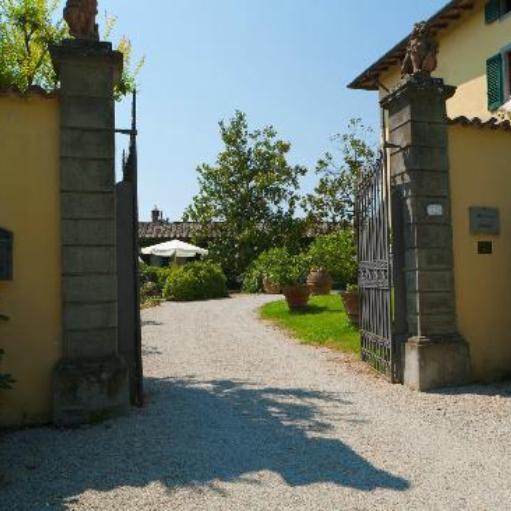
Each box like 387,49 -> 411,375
469,207 -> 500,235
0,228 -> 13,280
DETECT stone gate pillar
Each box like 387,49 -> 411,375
50,39 -> 129,425
381,74 -> 471,391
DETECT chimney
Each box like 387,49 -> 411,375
151,206 -> 161,223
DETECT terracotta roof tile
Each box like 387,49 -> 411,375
0,85 -> 59,98
138,221 -> 336,242
139,222 -> 202,241
449,116 -> 511,131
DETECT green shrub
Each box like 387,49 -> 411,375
242,248 -> 289,293
139,264 -> 176,294
307,230 -> 357,288
163,260 -> 228,301
241,263 -> 263,293
154,267 -> 175,291
140,281 -> 160,300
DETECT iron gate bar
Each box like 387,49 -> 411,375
357,156 -> 395,381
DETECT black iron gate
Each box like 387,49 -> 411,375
116,91 -> 143,406
357,157 -> 397,381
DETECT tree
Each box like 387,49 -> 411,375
0,0 -> 143,99
184,111 -> 308,284
305,118 -> 377,225
0,0 -> 65,90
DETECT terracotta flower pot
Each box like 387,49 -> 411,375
263,277 -> 281,294
340,291 -> 359,325
283,284 -> 311,311
307,270 -> 333,295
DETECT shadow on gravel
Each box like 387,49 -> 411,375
141,345 -> 164,357
427,381 -> 511,398
0,377 -> 409,509
287,304 -> 329,315
141,320 -> 164,327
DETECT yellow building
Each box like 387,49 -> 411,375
0,90 -> 62,427
351,0 -> 511,121
350,0 -> 511,383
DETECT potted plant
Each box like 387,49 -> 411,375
306,230 -> 357,295
266,250 -> 311,311
261,248 -> 288,294
242,248 -> 287,294
307,268 -> 333,295
306,235 -> 335,295
341,283 -> 359,325
262,276 -> 281,294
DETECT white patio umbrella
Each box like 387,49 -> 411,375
141,239 -> 208,259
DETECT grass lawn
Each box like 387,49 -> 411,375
260,294 -> 360,354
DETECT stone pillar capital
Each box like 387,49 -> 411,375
50,39 -> 123,88
381,74 -> 456,111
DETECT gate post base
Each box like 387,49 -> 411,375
53,355 -> 129,427
403,336 -> 471,391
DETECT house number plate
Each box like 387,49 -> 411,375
427,204 -> 444,217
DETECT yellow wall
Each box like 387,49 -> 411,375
450,124 -> 511,381
379,0 -> 511,120
0,93 -> 62,426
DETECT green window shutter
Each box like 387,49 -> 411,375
485,0 -> 501,24
487,53 -> 504,111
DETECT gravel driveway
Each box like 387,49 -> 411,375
2,294 -> 511,510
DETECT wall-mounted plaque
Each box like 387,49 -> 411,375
469,207 -> 500,235
0,228 -> 13,280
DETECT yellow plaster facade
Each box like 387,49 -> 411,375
379,0 -> 511,121
0,93 -> 62,426
449,124 -> 511,381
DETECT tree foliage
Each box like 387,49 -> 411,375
305,118 -> 377,225
0,0 -> 143,99
0,0 -> 65,90
184,111 -> 308,284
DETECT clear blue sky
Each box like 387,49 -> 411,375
101,0 -> 446,221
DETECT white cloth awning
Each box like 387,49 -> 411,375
141,239 -> 208,258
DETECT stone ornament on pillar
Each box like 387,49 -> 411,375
401,21 -> 439,78
64,0 -> 99,41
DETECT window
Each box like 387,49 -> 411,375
486,47 -> 511,110
0,229 -> 13,281
485,0 -> 511,23
487,53 -> 504,110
